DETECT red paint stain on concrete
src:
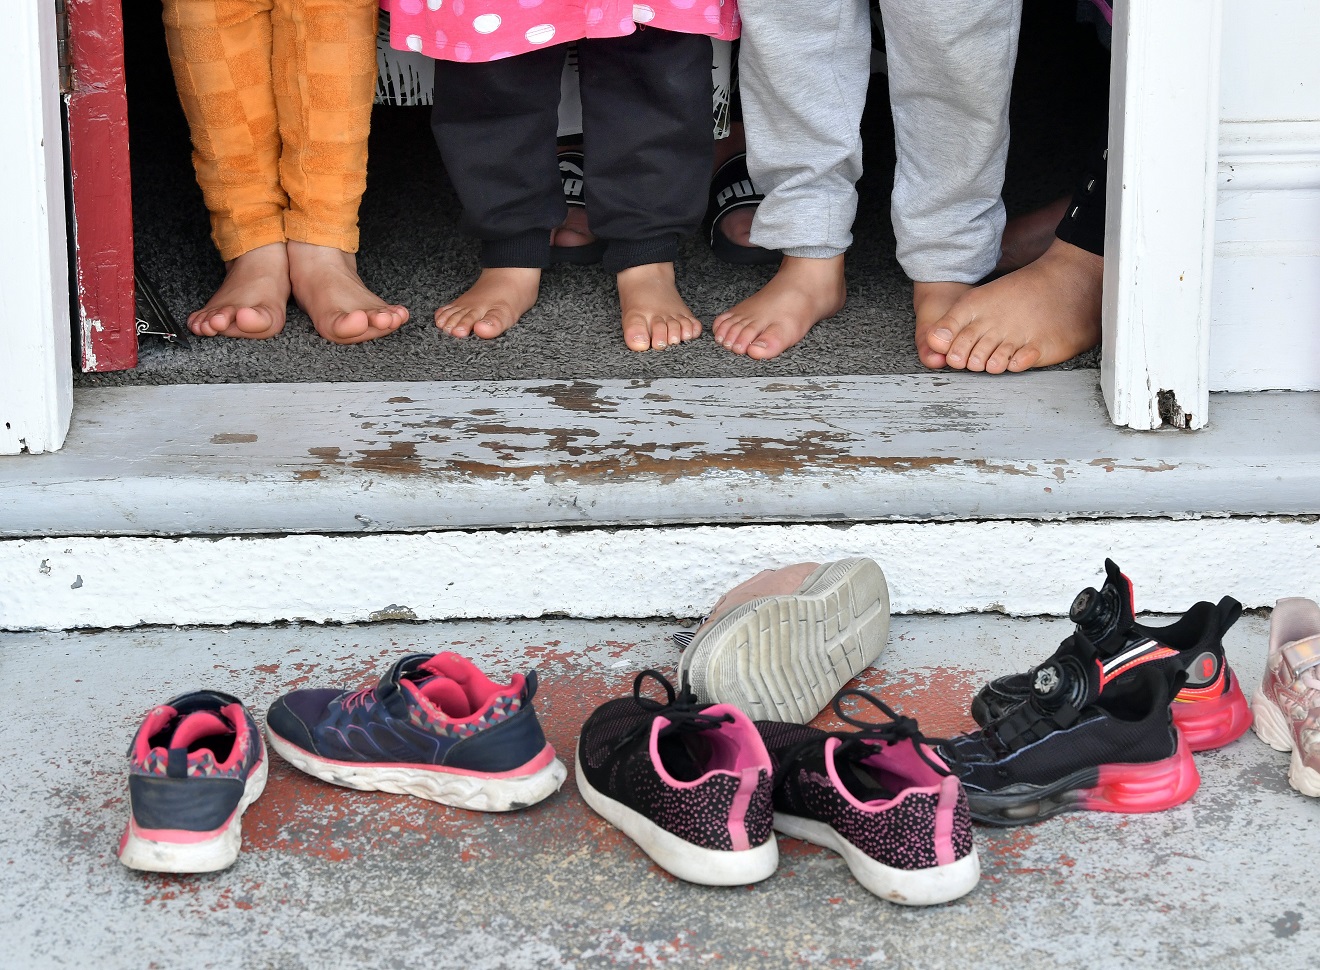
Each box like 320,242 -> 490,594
808,666 -> 982,737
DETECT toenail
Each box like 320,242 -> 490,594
934,328 -> 953,340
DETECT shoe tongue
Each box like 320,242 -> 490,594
1069,559 -> 1136,654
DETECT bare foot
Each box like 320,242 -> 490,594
997,196 -> 1071,273
187,242 -> 290,340
927,238 -> 1103,373
435,267 -> 541,340
712,255 -> 846,360
286,242 -> 409,345
913,281 -> 973,369
616,262 -> 702,352
551,206 -> 595,249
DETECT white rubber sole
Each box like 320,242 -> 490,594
268,729 -> 567,812
679,558 -> 891,723
575,749 -> 778,886
773,812 -> 981,906
118,744 -> 269,874
1251,690 -> 1320,797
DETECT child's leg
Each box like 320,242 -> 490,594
430,46 -> 566,339
927,147 -> 1106,373
872,1 -> 1022,368
161,0 -> 290,339
577,28 -> 712,351
712,0 -> 871,359
270,0 -> 408,344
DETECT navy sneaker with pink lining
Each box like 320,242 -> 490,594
265,652 -> 566,812
575,671 -> 778,886
756,691 -> 981,905
119,690 -> 268,873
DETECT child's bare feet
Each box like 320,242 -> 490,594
913,281 -> 973,369
712,255 -> 846,360
997,196 -> 1071,272
286,242 -> 409,345
616,262 -> 702,352
187,242 -> 290,340
926,238 -> 1103,373
435,267 -> 541,339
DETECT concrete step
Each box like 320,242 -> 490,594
4,612 -> 1314,967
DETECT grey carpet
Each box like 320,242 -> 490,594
82,0 -> 1108,387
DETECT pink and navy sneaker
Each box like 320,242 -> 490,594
971,560 -> 1251,752
575,671 -> 778,886
756,692 -> 981,905
265,652 -> 566,812
118,690 -> 268,873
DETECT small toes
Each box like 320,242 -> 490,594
1007,346 -> 1042,372
624,321 -> 651,352
985,342 -> 1018,374
926,323 -> 956,354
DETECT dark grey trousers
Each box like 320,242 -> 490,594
431,29 -> 714,274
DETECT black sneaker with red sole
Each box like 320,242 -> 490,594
970,560 -> 1251,752
946,663 -> 1200,826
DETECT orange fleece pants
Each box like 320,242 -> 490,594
161,0 -> 378,261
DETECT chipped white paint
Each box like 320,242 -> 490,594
2,517 -> 1317,630
4,375 -> 1319,538
0,0 -> 72,455
1103,0 -> 1222,430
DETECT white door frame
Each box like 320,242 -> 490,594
0,1 -> 1223,450
1101,0 -> 1222,430
0,0 -> 72,455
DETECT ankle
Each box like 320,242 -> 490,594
616,262 -> 676,286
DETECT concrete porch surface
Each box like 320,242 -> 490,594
3,611 -> 1316,969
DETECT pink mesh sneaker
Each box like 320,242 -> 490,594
1252,597 -> 1320,797
575,671 -> 778,886
757,690 -> 980,905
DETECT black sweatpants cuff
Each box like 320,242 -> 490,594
602,235 -> 680,274
481,230 -> 552,269
1055,147 -> 1108,257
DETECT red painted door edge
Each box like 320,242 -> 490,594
66,0 -> 137,372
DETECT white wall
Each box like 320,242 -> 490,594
0,1 -> 72,454
1211,0 -> 1320,391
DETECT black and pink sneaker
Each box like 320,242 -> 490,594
756,692 -> 981,905
971,560 -> 1251,752
575,671 -> 778,886
118,690 -> 268,873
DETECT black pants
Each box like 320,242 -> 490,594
1055,144 -> 1107,257
431,29 -> 714,274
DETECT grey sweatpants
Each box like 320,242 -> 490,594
738,0 -> 1022,283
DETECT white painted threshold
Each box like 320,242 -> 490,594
2,372 -> 1318,629
3,372 -> 1318,537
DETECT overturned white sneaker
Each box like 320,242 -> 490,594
676,558 -> 890,724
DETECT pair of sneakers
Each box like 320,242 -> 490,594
940,560 -> 1250,825
118,652 -> 565,873
575,671 -> 980,905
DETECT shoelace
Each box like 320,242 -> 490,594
774,689 -> 951,787
341,685 -> 377,713
607,669 -> 733,756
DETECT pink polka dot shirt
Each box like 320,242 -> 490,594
382,0 -> 740,63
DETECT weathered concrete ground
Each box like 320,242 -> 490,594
2,613 -> 1315,969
